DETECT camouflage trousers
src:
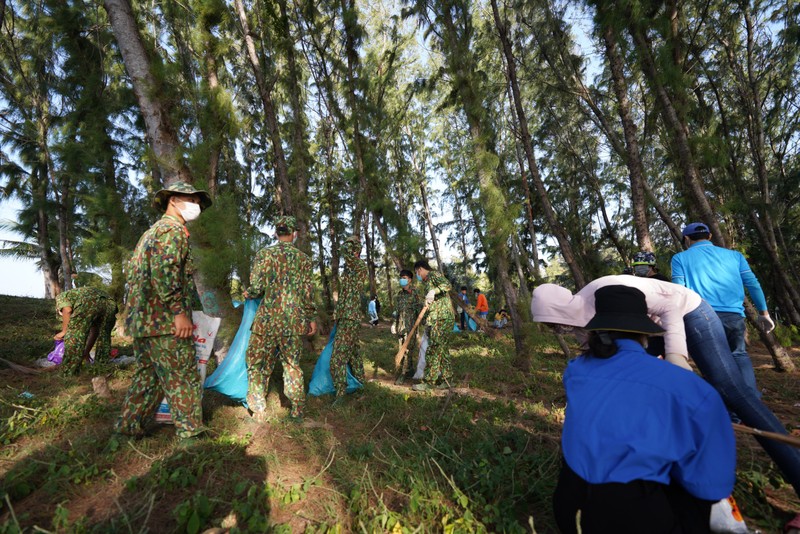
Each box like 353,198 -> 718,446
116,335 -> 203,439
423,315 -> 453,385
62,298 -> 107,375
95,299 -> 118,363
246,333 -> 305,418
331,320 -> 364,396
397,329 -> 418,374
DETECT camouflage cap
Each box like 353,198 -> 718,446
274,215 -> 297,232
153,181 -> 213,212
631,251 -> 656,266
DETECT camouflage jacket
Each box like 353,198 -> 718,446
124,215 -> 196,338
335,256 -> 368,323
395,285 -> 423,335
423,270 -> 454,323
248,241 -> 316,337
56,287 -> 111,314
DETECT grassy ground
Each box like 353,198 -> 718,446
0,294 -> 798,533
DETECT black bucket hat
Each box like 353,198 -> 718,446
584,285 -> 665,335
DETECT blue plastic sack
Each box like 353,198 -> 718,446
203,298 -> 261,404
308,324 -> 363,396
453,316 -> 478,332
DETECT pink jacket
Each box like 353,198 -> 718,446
531,275 -> 703,357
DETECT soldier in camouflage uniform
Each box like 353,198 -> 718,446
331,236 -> 368,401
244,216 -> 317,422
54,287 -> 118,375
412,259 -> 454,391
115,181 -> 211,441
393,269 -> 422,384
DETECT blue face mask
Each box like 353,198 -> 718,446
416,274 -> 423,282
399,278 -> 409,287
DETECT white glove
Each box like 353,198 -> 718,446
757,314 -> 775,334
390,323 -> 397,335
425,290 -> 436,305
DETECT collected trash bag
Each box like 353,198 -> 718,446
47,340 -> 65,364
453,317 -> 478,332
203,298 -> 261,404
193,310 -> 222,384
413,330 -> 428,380
155,308 -> 225,423
308,325 -> 362,396
710,495 -> 750,533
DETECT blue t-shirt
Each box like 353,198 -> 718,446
562,339 -> 735,501
671,241 -> 767,315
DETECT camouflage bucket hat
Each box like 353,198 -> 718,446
341,235 -> 361,252
152,181 -> 213,212
274,215 -> 298,232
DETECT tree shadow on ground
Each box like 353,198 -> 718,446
301,377 -> 563,533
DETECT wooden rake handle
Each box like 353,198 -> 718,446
733,423 -> 800,448
394,303 -> 429,370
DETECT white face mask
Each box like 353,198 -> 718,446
178,201 -> 201,222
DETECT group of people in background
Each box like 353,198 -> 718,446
50,180 -> 800,531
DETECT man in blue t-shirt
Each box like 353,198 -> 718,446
671,222 -> 775,396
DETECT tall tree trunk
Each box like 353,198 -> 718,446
510,235 -> 531,311
339,0 -> 369,237
705,60 -> 800,325
277,0 -> 312,248
626,20 -> 725,245
419,181 -> 443,268
232,0 -> 293,214
103,0 -> 190,184
364,215 -> 377,297
489,0 -> 585,288
601,21 -> 651,251
57,177 -> 73,290
34,174 -> 61,298
105,0 -> 230,327
315,217 -> 333,316
745,301 -> 795,372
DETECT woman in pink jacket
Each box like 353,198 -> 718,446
531,275 -> 800,508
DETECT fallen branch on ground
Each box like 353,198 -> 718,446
733,423 -> 800,448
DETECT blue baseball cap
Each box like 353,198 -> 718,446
682,222 -> 710,236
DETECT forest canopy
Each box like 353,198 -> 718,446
1,0 -> 799,361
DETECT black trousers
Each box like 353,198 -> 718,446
553,461 -> 713,534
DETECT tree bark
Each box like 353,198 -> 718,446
626,20 -> 725,246
103,0 -> 190,184
419,181 -> 443,268
489,0 -> 585,288
744,301 -> 795,372
277,0 -> 312,248
602,22 -> 651,251
233,0 -> 293,214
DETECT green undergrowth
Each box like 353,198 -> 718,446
0,296 -> 798,532
0,295 -> 59,364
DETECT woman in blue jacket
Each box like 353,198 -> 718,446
553,285 -> 736,533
